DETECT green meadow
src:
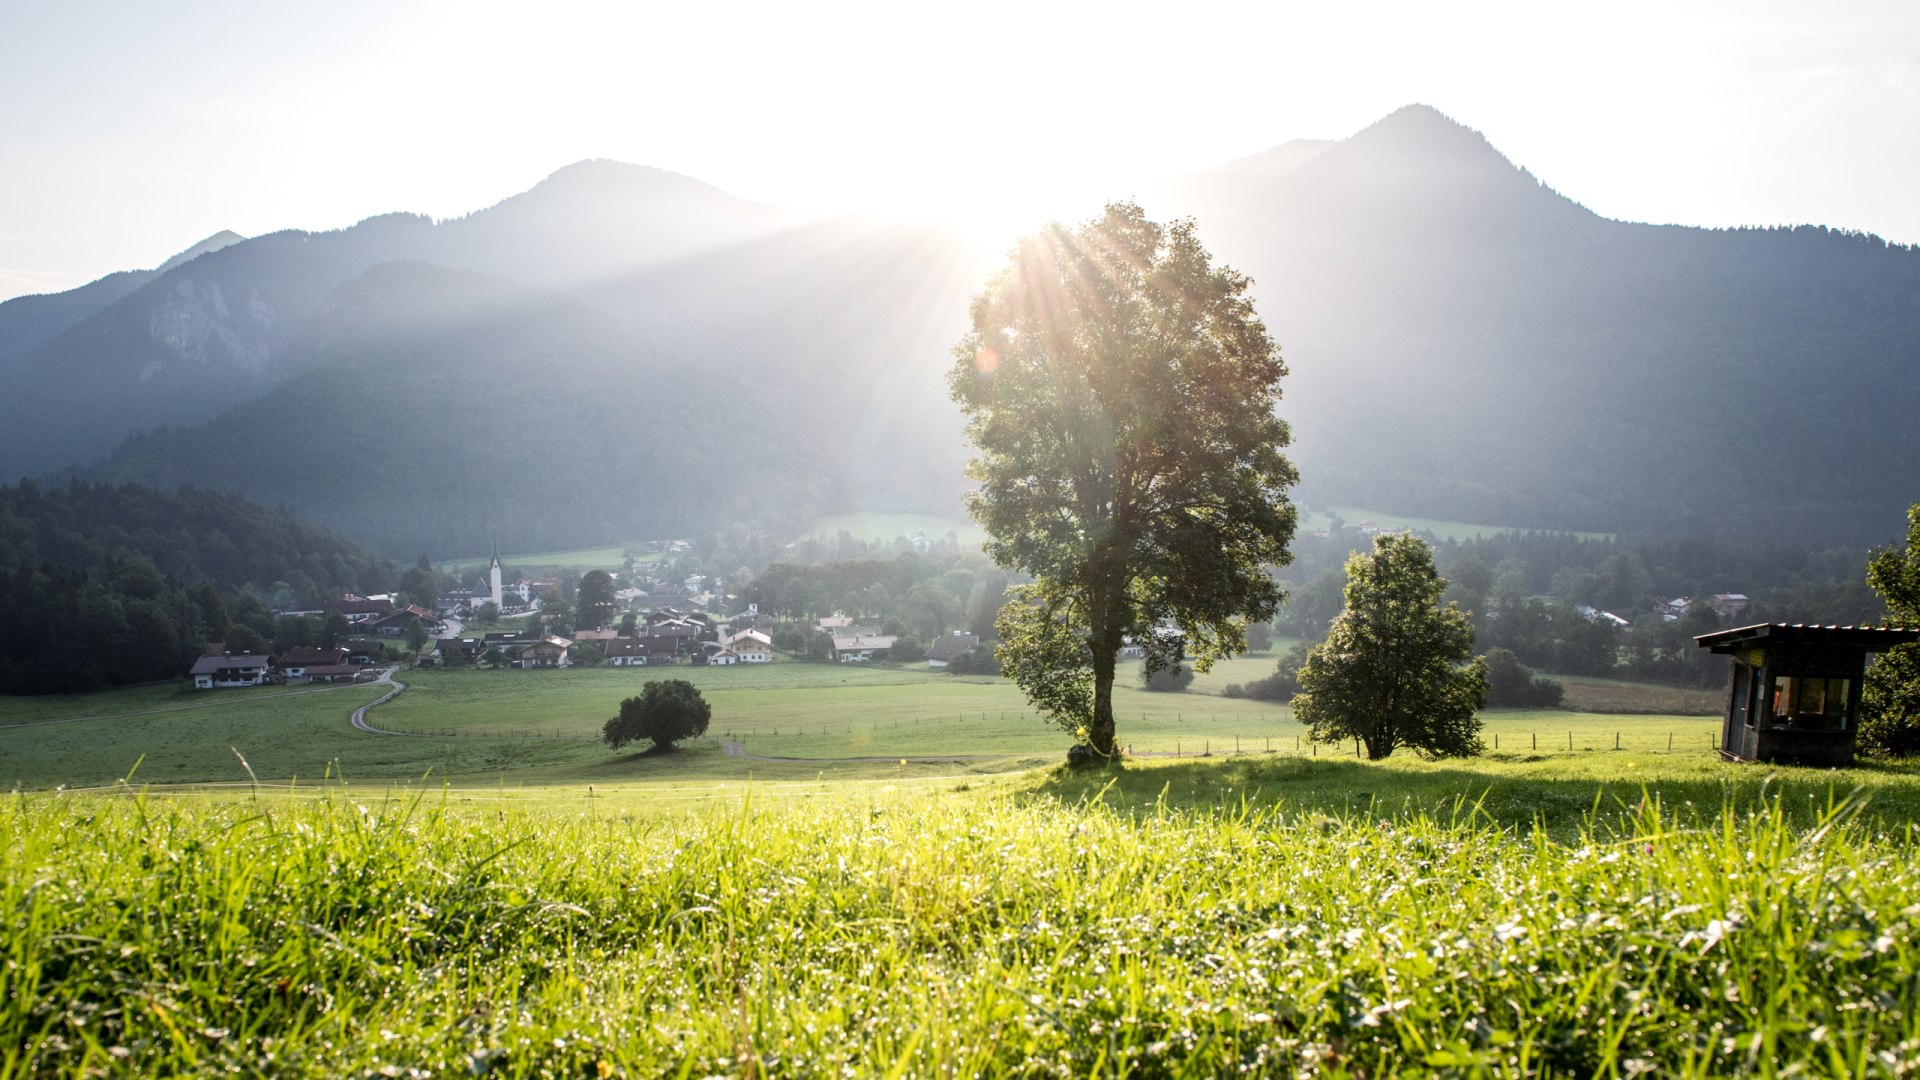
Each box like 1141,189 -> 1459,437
1304,505 -> 1616,542
7,756 -> 1920,1077
806,510 -> 988,548
2,658 -> 1725,792
9,661 -> 1920,1076
437,544 -> 660,575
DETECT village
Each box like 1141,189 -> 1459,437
186,538 -> 999,690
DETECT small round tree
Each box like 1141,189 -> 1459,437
1861,503 -> 1920,756
1293,532 -> 1488,760
603,679 -> 712,752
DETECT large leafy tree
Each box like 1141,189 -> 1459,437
1294,533 -> 1488,760
1861,504 -> 1920,756
603,679 -> 712,751
575,569 -> 618,631
949,202 -> 1298,759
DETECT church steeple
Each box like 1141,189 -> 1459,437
489,527 -> 504,610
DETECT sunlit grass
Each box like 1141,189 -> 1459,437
7,761 -> 1918,1076
4,661 -> 1729,793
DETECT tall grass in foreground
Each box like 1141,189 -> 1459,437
4,781 -> 1918,1077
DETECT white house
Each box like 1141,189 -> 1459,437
833,634 -> 897,662
189,653 -> 270,689
724,629 -> 774,663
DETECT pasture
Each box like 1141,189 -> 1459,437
805,510 -> 988,549
1306,504 -> 1616,542
1,659 -> 1727,794
7,752 -> 1920,1077
7,658 -> 1920,1076
436,543 -> 659,575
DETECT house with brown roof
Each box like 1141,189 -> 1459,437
925,631 -> 981,668
514,637 -> 573,669
725,629 -> 773,663
190,652 -> 271,689
329,597 -> 396,625
368,605 -> 438,638
833,634 -> 897,663
276,648 -> 355,684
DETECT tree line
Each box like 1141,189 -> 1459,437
0,480 -> 405,694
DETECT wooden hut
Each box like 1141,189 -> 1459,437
1695,623 -> 1920,766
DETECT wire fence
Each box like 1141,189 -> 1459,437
367,710 -> 1725,758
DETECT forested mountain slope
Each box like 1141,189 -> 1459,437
0,166 -> 803,478
87,262 -> 839,556
1156,104 -> 1920,543
0,478 -> 401,693
10,107 -> 1917,551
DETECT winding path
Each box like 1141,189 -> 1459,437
349,667 -> 448,737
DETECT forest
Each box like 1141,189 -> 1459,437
0,480 -> 401,693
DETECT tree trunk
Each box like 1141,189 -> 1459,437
1090,635 -> 1119,758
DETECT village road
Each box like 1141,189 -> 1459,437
349,667 -> 446,736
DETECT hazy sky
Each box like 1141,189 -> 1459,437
2,0 -> 1916,302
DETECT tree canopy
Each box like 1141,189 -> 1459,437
949,202 -> 1297,758
575,569 -> 618,631
1294,533 -> 1488,760
1861,504 -> 1920,756
603,679 -> 712,751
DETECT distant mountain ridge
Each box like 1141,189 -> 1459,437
1152,104 -> 1920,543
7,106 -> 1917,553
0,164 -> 813,477
0,230 -> 245,363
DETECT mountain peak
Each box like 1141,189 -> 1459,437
1342,103 -> 1504,161
155,230 -> 246,274
528,159 -> 734,201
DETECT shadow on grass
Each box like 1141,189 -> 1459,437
1020,752 -> 1920,835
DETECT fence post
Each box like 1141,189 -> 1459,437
1569,731 -> 1574,751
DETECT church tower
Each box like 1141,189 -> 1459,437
489,528 -> 504,610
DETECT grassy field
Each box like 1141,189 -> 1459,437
7,658 -> 1919,1076
3,657 -> 1727,798
1303,505 -> 1615,542
806,511 -> 988,549
437,544 -> 663,575
6,753 -> 1920,1077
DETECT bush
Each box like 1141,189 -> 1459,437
1244,621 -> 1273,653
948,646 -> 1001,676
1142,664 -> 1195,692
1860,644 -> 1920,757
603,679 -> 712,751
1240,642 -> 1312,702
1483,647 -> 1565,708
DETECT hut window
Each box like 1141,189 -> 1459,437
1768,676 -> 1850,730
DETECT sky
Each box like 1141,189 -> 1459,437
2,0 -> 1917,302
